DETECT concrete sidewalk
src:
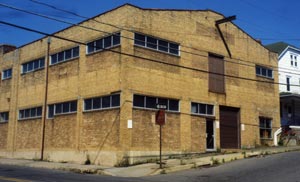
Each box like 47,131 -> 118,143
0,146 -> 300,177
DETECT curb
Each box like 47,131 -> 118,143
0,147 -> 300,177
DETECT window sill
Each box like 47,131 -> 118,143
133,106 -> 180,113
83,106 -> 120,113
191,113 -> 215,118
21,67 -> 45,75
134,45 -> 180,57
47,111 -> 77,119
256,75 -> 274,80
50,57 -> 79,67
1,77 -> 12,81
86,44 -> 121,56
18,117 -> 42,121
260,138 -> 273,140
0,121 -> 8,124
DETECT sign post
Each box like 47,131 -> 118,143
156,104 -> 166,169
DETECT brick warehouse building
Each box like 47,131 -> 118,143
0,4 -> 279,166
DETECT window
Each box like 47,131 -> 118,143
255,65 -> 273,79
134,33 -> 180,56
133,94 -> 179,112
0,112 -> 9,123
2,68 -> 12,80
84,94 -> 120,111
191,102 -> 214,116
287,77 -> 291,91
19,107 -> 42,120
86,33 -> 120,54
209,54 -> 225,93
22,57 -> 45,74
259,117 -> 272,139
50,46 -> 79,65
48,101 -> 77,118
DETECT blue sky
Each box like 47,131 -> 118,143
0,0 -> 299,47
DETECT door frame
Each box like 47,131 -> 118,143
206,119 -> 216,152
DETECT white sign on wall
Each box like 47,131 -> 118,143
215,121 -> 220,129
127,120 -> 132,129
241,124 -> 245,131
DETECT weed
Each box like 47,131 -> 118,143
85,154 -> 91,165
160,169 -> 166,174
114,156 -> 129,167
211,157 -> 220,165
180,159 -> 186,165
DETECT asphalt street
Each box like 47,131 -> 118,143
0,151 -> 299,182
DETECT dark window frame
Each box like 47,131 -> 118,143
0,112 -> 9,123
287,77 -> 291,91
50,46 -> 80,65
191,102 -> 214,116
86,32 -> 121,54
134,33 -> 180,56
47,101 -> 77,118
133,94 -> 180,112
83,94 -> 120,112
19,106 -> 43,120
21,57 -> 45,74
2,68 -> 12,80
259,117 -> 272,139
256,65 -> 273,79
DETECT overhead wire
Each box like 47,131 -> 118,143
1,20 -> 299,88
18,1 -> 300,75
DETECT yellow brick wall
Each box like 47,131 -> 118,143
131,109 -> 181,151
0,123 -> 8,150
0,4 -> 280,165
80,109 -> 120,150
15,119 -> 41,150
191,116 -> 207,152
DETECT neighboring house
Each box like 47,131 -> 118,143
266,42 -> 300,126
0,4 -> 279,166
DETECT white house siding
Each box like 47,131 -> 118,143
278,48 -> 300,94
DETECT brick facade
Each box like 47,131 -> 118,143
0,4 -> 279,166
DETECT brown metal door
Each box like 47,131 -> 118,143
208,54 -> 225,94
220,106 -> 240,149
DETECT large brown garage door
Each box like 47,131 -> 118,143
220,106 -> 240,149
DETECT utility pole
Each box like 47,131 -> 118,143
41,37 -> 51,160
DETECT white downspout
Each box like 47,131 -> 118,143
274,127 -> 282,146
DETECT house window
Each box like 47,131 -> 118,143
259,117 -> 272,139
133,94 -> 179,112
287,77 -> 291,91
191,102 -> 214,116
295,56 -> 298,67
84,94 -> 120,111
50,46 -> 79,65
48,101 -> 77,118
209,54 -> 225,93
0,112 -> 9,123
19,107 -> 42,120
134,33 -> 180,56
255,65 -> 273,79
2,68 -> 12,80
22,57 -> 45,74
86,33 -> 120,54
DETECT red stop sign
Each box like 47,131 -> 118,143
156,109 -> 165,125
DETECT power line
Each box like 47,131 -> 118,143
1,20 -> 299,88
16,1 -> 300,75
2,2 -> 300,83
